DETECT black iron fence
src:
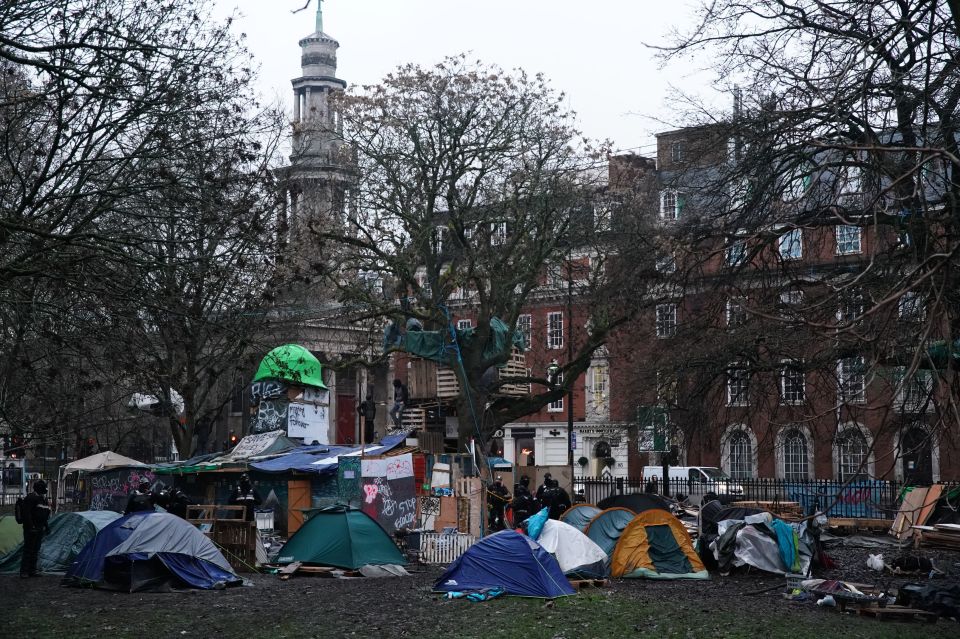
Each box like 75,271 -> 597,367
573,476 -> 952,520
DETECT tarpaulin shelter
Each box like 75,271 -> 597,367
711,514 -> 815,576
0,511 -> 120,575
395,317 -> 525,365
597,493 -> 674,513
56,451 -> 150,512
610,509 -> 708,580
434,530 -> 576,598
559,504 -> 601,532
253,344 -> 327,389
536,519 -> 608,578
276,505 -> 406,569
64,512 -> 241,591
249,432 -> 409,475
584,507 -> 637,558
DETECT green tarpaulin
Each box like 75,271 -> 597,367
399,317 -> 525,366
276,505 -> 406,569
0,510 -> 121,575
253,344 -> 327,389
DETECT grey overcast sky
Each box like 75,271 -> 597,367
214,0 -> 715,156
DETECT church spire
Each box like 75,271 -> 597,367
315,0 -> 323,33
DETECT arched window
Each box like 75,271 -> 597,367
837,429 -> 868,481
782,429 -> 809,481
728,430 -> 754,479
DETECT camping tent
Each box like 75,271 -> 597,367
0,510 -> 120,575
0,515 -> 22,556
276,505 -> 406,569
536,519 -> 608,578
559,504 -> 601,532
64,512 -> 241,591
434,530 -> 576,598
584,507 -> 637,558
711,514 -> 815,576
597,493 -> 674,513
610,509 -> 708,579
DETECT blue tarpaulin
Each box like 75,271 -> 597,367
250,433 -> 408,475
434,530 -> 576,598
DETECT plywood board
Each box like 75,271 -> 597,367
916,484 -> 943,527
889,486 -> 929,540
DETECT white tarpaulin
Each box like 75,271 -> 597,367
62,451 -> 148,472
536,519 -> 609,577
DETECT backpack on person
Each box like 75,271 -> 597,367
14,495 -> 25,524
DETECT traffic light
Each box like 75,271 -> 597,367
229,431 -> 238,446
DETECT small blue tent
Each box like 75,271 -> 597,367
64,512 -> 241,591
434,530 -> 576,598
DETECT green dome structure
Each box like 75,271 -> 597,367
253,344 -> 327,389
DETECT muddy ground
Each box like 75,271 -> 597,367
3,540 -> 959,639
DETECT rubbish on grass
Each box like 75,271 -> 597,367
816,595 -> 836,607
866,554 -> 885,571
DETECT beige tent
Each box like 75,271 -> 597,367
56,451 -> 148,511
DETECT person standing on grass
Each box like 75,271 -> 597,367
19,480 -> 51,578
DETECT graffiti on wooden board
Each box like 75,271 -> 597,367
360,453 -> 417,533
89,468 -> 159,513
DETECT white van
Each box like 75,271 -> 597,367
642,466 -> 745,506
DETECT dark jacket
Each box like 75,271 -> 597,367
124,489 -> 155,515
21,492 -> 51,532
511,485 -> 536,524
358,399 -> 377,421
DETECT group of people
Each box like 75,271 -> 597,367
487,472 -> 572,532
123,479 -> 193,518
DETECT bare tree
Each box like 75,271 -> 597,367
312,56 -> 636,454
625,1 -> 960,480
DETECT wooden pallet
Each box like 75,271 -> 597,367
858,606 -> 937,623
569,578 -> 610,591
828,517 -> 892,532
401,407 -> 428,430
407,358 -> 438,400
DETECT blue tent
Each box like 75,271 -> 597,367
64,512 -> 241,591
434,530 -> 576,598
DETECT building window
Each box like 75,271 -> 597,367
659,190 -> 682,220
782,428 -> 809,481
656,254 -> 676,274
780,362 -> 805,404
896,367 -> 933,412
517,314 -> 532,351
490,221 -> 507,246
548,370 -> 564,412
728,429 -> 754,479
547,312 -> 564,349
725,239 -> 747,266
835,225 -> 862,255
655,303 -> 677,338
838,356 -> 866,403
779,289 -> 804,306
837,428 -> 869,481
898,291 -> 925,322
434,226 -> 446,254
594,202 -> 612,232
726,364 -> 749,406
837,289 -> 864,325
726,298 -> 747,328
671,141 -> 684,163
457,319 -> 472,331
655,370 -> 676,406
590,364 -> 609,413
778,229 -> 802,260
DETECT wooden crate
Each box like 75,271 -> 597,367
416,431 -> 445,454
418,532 -> 476,564
401,407 -> 428,430
436,349 -> 529,398
188,505 -> 257,572
407,358 -> 437,400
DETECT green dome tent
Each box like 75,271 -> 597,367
0,510 -> 121,575
0,515 -> 22,557
253,344 -> 327,389
276,505 -> 406,569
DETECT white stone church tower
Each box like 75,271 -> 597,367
284,2 -> 354,246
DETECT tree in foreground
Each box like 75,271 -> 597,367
315,57 -> 638,454
628,0 -> 960,479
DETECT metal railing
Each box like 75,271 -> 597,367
573,476 -> 953,520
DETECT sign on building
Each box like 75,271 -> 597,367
287,402 -> 329,444
637,407 -> 669,452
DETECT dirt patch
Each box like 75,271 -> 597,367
3,541 -> 958,639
